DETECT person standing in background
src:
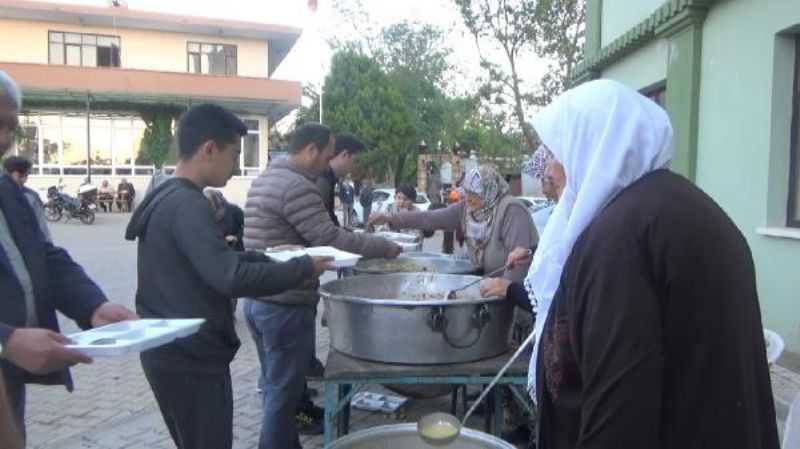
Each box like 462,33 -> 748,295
316,133 -> 365,227
359,177 -> 374,225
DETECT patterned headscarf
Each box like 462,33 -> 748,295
462,164 -> 510,265
203,188 -> 227,222
463,164 -> 510,222
523,145 -> 555,179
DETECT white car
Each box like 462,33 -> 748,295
370,188 -> 432,215
516,196 -> 550,213
351,188 -> 432,226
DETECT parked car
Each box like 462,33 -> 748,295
351,188 -> 432,227
516,196 -> 550,213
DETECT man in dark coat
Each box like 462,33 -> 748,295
0,70 -> 137,441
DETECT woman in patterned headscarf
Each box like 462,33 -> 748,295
368,164 -> 538,285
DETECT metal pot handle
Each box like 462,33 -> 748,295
436,304 -> 491,350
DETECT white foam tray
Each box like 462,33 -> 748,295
66,319 -> 205,357
265,246 -> 362,269
374,231 -> 420,244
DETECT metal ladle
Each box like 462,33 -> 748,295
416,329 -> 536,445
443,265 -> 507,300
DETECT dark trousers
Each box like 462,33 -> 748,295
141,357 -> 233,449
1,364 -> 26,442
244,300 -> 315,449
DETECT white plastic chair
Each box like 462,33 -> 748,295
765,329 -> 785,365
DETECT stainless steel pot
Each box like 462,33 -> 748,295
328,423 -> 515,449
319,273 -> 513,364
353,254 -> 477,276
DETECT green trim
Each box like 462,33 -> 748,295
664,22 -> 704,180
572,0 -> 715,82
585,0 -> 603,59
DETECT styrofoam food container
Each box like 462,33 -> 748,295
66,319 -> 205,357
265,246 -> 362,269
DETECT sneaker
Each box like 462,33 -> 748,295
298,403 -> 325,419
295,410 -> 324,435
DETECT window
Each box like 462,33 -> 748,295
237,119 -> 261,175
642,81 -> 666,108
49,31 -> 120,68
187,42 -> 237,75
788,36 -> 800,227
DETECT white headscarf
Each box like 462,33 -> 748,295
525,79 -> 674,399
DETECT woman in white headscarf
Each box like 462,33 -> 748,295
507,79 -> 778,449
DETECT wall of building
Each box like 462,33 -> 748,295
695,0 -> 800,354
601,39 -> 669,90
596,0 -> 800,354
600,0 -> 665,47
27,174 -> 257,209
0,18 -> 269,78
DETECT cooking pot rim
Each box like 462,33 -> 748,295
327,423 -> 516,448
319,273 -> 505,306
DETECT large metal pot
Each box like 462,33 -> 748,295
319,273 -> 513,364
328,423 -> 515,449
353,254 -> 477,276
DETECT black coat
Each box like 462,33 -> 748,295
535,170 -> 779,449
316,167 -> 340,227
0,175 -> 106,390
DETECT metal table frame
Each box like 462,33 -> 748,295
322,351 -> 532,447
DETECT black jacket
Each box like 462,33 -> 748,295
316,166 -> 340,227
125,177 -> 314,372
0,175 -> 106,390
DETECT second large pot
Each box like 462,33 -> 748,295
319,273 -> 513,365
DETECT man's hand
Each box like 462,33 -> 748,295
311,256 -> 336,277
91,302 -> 138,328
505,247 -> 533,270
3,328 -> 92,374
480,278 -> 511,298
385,243 -> 402,259
367,213 -> 391,227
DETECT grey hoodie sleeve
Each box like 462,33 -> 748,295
390,202 -> 464,232
171,195 -> 314,298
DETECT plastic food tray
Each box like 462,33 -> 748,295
374,231 -> 419,244
265,246 -> 362,269
66,319 -> 205,357
351,391 -> 408,413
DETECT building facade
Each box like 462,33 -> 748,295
573,0 -> 800,362
0,0 -> 302,204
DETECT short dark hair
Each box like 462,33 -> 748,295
334,133 -> 365,156
177,104 -> 247,160
397,183 -> 417,202
3,156 -> 32,175
288,123 -> 331,154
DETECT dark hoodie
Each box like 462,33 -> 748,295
125,177 -> 314,372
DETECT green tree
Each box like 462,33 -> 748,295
139,106 -> 183,168
322,50 -> 415,184
454,0 -> 586,150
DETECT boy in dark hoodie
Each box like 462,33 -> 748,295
125,104 -> 332,449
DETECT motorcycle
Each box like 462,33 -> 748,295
44,184 -> 97,225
